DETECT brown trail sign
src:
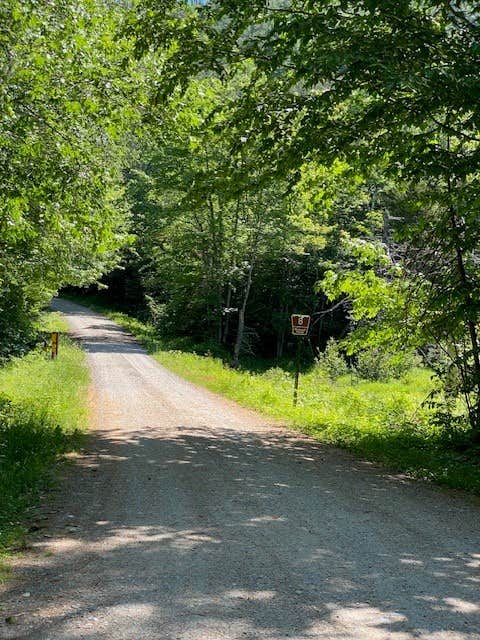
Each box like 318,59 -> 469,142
291,314 -> 311,336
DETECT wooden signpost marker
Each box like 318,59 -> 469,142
50,332 -> 59,359
291,315 -> 311,406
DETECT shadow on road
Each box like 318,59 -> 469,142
3,425 -> 479,639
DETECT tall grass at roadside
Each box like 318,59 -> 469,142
0,312 -> 89,555
62,295 -> 480,494
150,352 -> 480,492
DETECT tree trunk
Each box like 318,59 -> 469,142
222,284 -> 233,344
449,204 -> 480,439
276,327 -> 285,360
231,263 -> 253,369
276,306 -> 287,359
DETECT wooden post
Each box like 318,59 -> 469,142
50,332 -> 59,359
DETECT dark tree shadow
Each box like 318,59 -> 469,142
2,425 -> 479,639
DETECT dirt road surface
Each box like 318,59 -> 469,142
1,299 -> 479,640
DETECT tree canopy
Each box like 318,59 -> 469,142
124,0 -> 480,435
0,0 -> 138,355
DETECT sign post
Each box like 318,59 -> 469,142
291,315 -> 311,406
50,332 -> 59,359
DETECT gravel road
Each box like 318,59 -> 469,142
1,299 -> 479,640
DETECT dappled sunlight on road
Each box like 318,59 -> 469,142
2,427 -> 479,640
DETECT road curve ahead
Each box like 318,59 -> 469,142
1,298 -> 479,640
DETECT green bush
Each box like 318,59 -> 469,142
354,347 -> 421,381
0,288 -> 38,363
315,338 -> 349,380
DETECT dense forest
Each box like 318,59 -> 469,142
2,0 -> 480,440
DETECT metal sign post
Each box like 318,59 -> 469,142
293,339 -> 301,407
291,315 -> 311,406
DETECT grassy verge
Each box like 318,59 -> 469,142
156,352 -> 480,491
0,311 -> 89,561
63,294 -> 480,494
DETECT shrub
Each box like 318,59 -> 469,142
354,347 -> 421,381
315,338 -> 349,380
0,395 -> 81,547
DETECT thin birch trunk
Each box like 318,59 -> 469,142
231,263 -> 253,368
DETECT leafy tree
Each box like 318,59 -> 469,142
128,0 -> 480,436
123,76 -> 314,363
0,0 -> 138,356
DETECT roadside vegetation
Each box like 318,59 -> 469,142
0,312 -> 89,561
65,295 -> 480,495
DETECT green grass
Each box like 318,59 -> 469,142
157,352 -> 480,487
0,311 -> 89,559
63,294 -> 480,494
